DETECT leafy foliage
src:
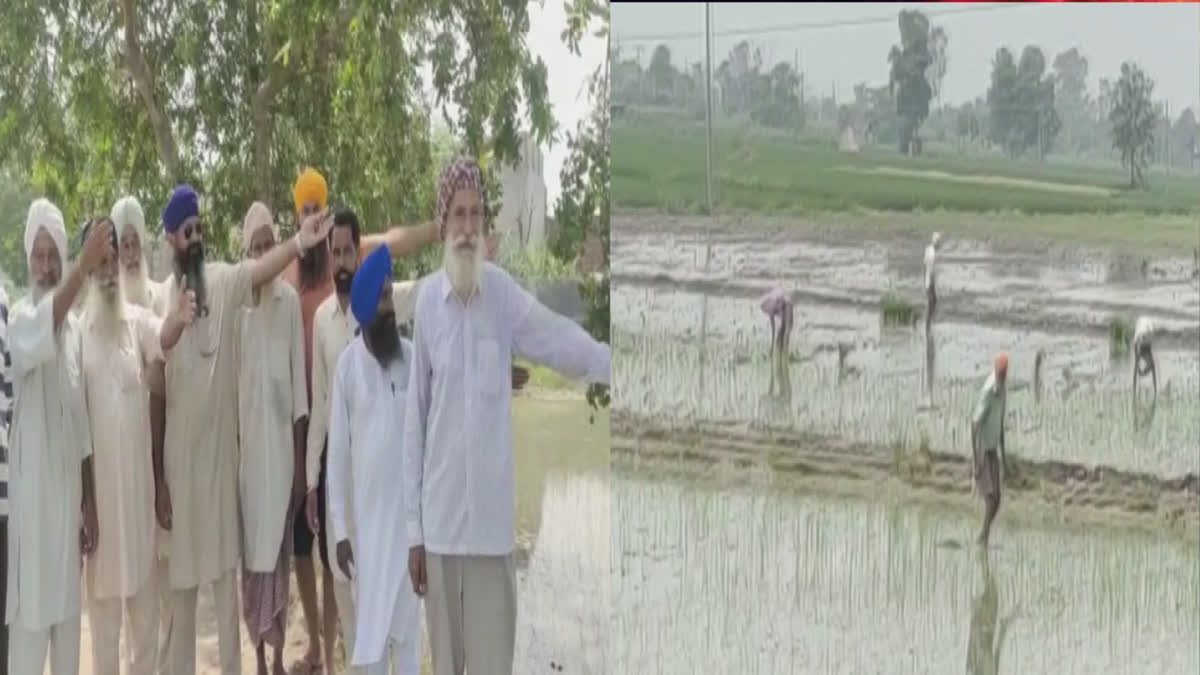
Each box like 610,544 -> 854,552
0,0 -> 554,269
986,46 -> 1060,159
887,10 -> 935,154
555,0 -> 609,412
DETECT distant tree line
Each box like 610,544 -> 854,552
613,8 -> 1198,188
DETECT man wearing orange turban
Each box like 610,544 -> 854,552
970,351 -> 1009,546
283,166 -> 442,675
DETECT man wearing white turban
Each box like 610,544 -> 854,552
236,202 -> 307,675
111,196 -> 165,314
6,201 -> 110,675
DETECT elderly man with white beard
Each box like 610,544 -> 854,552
236,202 -> 308,675
5,200 -> 109,675
153,184 -> 335,675
76,218 -> 193,675
403,156 -> 611,675
110,196 -> 166,314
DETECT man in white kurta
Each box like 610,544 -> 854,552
303,210 -> 421,674
153,184 -> 335,675
236,203 -> 308,673
76,217 -> 181,675
403,157 -> 610,675
328,245 -> 422,675
6,202 -> 111,675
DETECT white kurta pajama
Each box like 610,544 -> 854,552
160,262 -> 254,675
403,264 -> 610,675
78,304 -> 164,675
307,281 -> 420,674
328,337 -> 421,674
6,293 -> 91,675
236,280 -> 307,644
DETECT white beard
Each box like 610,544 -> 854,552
443,236 -> 484,299
122,261 -> 152,309
84,279 -> 125,340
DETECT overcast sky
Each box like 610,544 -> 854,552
611,2 -> 1199,113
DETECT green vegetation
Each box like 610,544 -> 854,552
1108,315 -> 1134,357
611,116 -> 1200,216
880,291 -> 919,327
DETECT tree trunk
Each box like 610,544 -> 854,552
118,0 -> 181,182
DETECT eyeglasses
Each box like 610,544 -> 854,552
182,222 -> 204,240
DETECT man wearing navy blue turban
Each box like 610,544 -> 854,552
152,183 -> 336,675
325,245 -> 422,674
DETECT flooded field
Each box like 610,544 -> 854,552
611,213 -> 1200,479
611,468 -> 1200,675
76,397 -> 609,675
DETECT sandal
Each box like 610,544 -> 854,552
288,657 -> 323,675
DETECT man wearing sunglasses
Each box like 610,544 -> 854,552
152,183 -> 334,675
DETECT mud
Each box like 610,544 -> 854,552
611,412 -> 1199,538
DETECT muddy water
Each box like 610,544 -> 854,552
612,329 -> 1198,477
75,397 -> 609,675
611,469 -> 1200,675
612,227 -> 1200,345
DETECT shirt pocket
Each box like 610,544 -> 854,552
475,338 -> 507,397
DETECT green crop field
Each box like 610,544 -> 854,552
611,112 -> 1200,217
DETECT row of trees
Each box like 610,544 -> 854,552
0,0 -> 611,345
613,9 -> 1198,186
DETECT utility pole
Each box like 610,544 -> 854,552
704,2 -> 714,217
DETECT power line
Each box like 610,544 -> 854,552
613,4 -> 1040,45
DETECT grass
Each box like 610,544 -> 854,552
1109,315 -> 1134,357
517,359 -> 576,391
879,291 -> 919,327
612,113 -> 1200,217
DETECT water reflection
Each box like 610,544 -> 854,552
512,399 -> 609,674
611,471 -> 1199,674
966,550 -> 1018,675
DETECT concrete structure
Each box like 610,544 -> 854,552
495,133 -> 548,247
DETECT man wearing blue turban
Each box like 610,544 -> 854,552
325,245 -> 422,674
153,183 -> 336,675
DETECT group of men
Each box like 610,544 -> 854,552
0,155 -> 611,675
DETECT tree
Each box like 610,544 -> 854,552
986,45 -> 1058,158
555,0 -> 609,412
1171,107 -> 1199,169
1052,47 -> 1090,154
647,44 -> 676,103
926,26 -> 948,107
0,0 -> 554,267
887,9 -> 935,154
1109,61 -> 1156,188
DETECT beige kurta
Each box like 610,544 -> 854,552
5,293 -> 91,630
161,262 -> 253,590
237,280 -> 307,572
79,304 -> 163,599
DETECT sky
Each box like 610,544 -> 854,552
424,0 -> 606,208
611,2 -> 1200,114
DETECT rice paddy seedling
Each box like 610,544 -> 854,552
880,291 -> 919,327
1108,315 -> 1134,357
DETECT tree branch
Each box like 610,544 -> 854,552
250,3 -> 360,204
118,0 -> 181,181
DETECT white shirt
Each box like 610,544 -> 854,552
923,244 -> 938,291
6,293 -> 91,629
403,263 -> 610,555
306,281 -> 420,491
1133,316 -> 1156,346
327,336 -> 420,666
306,281 -> 419,583
237,281 -> 307,572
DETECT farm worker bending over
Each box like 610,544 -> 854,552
970,351 -> 1008,547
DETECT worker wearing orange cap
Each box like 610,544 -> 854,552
970,351 -> 1008,546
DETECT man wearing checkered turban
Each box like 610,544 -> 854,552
403,155 -> 611,675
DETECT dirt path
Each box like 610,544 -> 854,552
612,412 -> 1199,540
